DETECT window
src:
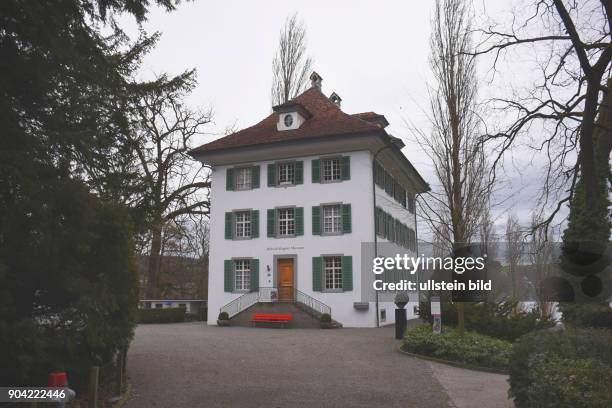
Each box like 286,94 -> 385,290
278,208 -> 295,236
234,211 -> 251,238
278,163 -> 295,184
322,158 -> 341,182
235,167 -> 252,190
155,303 -> 163,309
324,256 -> 342,290
178,303 -> 186,309
323,205 -> 342,234
407,193 -> 416,214
234,259 -> 251,291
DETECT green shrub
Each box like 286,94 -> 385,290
557,303 -> 612,329
218,311 -> 229,321
526,353 -> 612,408
185,313 -> 201,322
137,308 -> 186,324
418,299 -> 554,341
509,328 -> 612,408
402,325 -> 511,370
320,313 -> 332,323
0,184 -> 138,389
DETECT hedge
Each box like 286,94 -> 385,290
509,328 -> 612,408
418,299 -> 554,342
526,353 -> 612,408
557,303 -> 612,329
137,308 -> 186,324
402,325 -> 511,370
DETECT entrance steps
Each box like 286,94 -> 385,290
229,302 -> 342,329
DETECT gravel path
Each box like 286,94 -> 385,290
125,322 -> 451,408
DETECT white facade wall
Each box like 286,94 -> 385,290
373,183 -> 420,325
207,149 -> 421,327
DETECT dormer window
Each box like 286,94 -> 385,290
272,101 -> 312,131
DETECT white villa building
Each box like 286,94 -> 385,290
190,72 -> 429,328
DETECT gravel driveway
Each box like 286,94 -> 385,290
125,322 -> 451,408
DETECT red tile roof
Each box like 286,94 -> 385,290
190,87 -> 386,154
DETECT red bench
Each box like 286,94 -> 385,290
251,313 -> 292,328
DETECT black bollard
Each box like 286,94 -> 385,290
395,308 -> 407,339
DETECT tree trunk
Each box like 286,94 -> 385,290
457,303 -> 465,336
146,220 -> 163,299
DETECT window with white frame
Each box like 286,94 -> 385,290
235,167 -> 252,190
278,208 -> 295,236
323,205 -> 342,234
322,158 -> 341,182
234,259 -> 251,291
277,163 -> 295,184
324,256 -> 342,290
234,211 -> 251,238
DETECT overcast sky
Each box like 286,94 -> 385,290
119,0 -> 565,241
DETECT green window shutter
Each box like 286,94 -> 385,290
342,256 -> 353,291
267,163 -> 277,187
295,207 -> 304,235
252,166 -> 260,189
312,257 -> 322,291
226,168 -> 234,191
295,161 -> 303,184
385,213 -> 392,239
225,212 -> 233,240
312,159 -> 321,183
250,259 -> 259,291
251,210 -> 259,238
267,209 -> 276,237
342,204 -> 352,234
375,207 -> 380,236
224,260 -> 234,292
394,220 -> 399,243
312,206 -> 321,235
341,156 -> 350,180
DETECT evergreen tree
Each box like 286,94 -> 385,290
560,79 -> 611,301
0,0 -> 181,386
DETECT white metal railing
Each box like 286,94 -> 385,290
296,289 -> 331,315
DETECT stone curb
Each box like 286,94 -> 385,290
112,383 -> 132,408
396,346 -> 509,375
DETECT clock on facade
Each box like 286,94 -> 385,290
283,114 -> 294,127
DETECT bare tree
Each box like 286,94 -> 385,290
480,205 -> 499,261
415,0 -> 491,250
132,72 -> 212,298
529,212 -> 557,318
472,0 -> 612,231
506,213 -> 525,303
271,14 -> 314,105
412,0 -> 491,336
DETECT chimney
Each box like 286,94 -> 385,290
329,92 -> 342,108
310,71 -> 323,90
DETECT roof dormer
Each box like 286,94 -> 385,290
310,71 -> 323,90
272,101 -> 312,131
329,92 -> 342,108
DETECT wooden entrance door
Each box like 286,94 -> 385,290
277,259 -> 294,301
